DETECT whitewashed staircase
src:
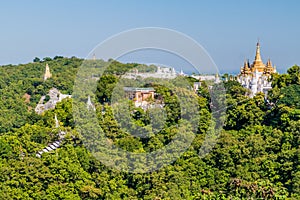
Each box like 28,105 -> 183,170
36,114 -> 66,158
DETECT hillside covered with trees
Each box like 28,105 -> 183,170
0,57 -> 299,199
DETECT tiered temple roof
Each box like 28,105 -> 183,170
240,42 -> 276,76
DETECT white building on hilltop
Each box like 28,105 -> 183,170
237,42 -> 277,97
123,66 -> 177,79
35,88 -> 71,114
191,74 -> 221,83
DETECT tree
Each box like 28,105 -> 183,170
33,57 -> 40,62
53,55 -> 64,60
287,65 -> 300,85
96,74 -> 118,103
0,57 -> 299,198
43,57 -> 52,61
277,84 -> 300,108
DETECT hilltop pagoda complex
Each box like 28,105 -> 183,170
237,41 -> 277,97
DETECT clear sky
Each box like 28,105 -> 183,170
0,0 -> 299,73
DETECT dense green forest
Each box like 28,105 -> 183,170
0,57 -> 299,199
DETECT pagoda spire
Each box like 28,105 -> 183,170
241,59 -> 250,75
244,59 -> 249,68
266,58 -> 272,67
254,40 -> 262,62
87,95 -> 96,111
251,40 -> 265,72
44,63 -> 52,81
54,114 -> 59,128
264,58 -> 274,75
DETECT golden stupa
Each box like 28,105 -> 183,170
240,41 -> 275,76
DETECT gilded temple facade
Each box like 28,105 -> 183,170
237,42 -> 276,97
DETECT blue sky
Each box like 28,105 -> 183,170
0,0 -> 299,73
